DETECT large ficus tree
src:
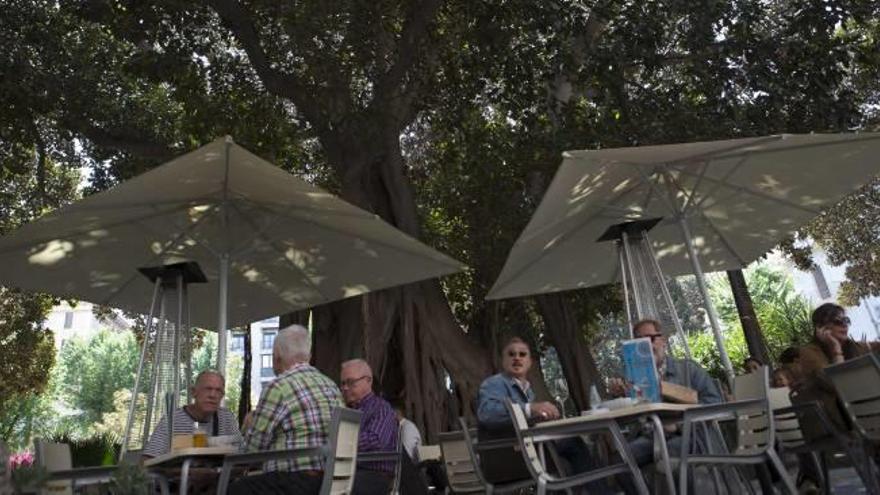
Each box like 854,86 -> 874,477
3,0 -> 880,436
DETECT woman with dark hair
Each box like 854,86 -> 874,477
799,303 -> 877,374
793,303 -> 880,493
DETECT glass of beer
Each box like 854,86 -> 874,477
193,421 -> 208,448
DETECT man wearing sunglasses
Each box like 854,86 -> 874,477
611,319 -> 721,470
477,337 -> 611,493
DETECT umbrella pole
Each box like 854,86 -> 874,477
217,254 -> 229,375
617,240 -> 634,338
679,217 -> 735,384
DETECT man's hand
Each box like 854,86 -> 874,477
815,326 -> 844,362
607,378 -> 628,398
531,401 -> 560,421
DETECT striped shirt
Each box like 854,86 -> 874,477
242,363 -> 342,473
143,407 -> 241,457
353,393 -> 398,474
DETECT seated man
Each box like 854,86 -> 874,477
340,359 -> 427,495
610,319 -> 721,466
229,325 -> 342,495
142,369 -> 241,459
477,337 -> 610,493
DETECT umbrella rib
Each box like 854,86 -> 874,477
0,203 -> 212,255
676,156 -> 749,215
672,168 -> 822,215
96,205 -> 224,308
679,162 -> 710,212
236,198 -> 461,267
223,201 -> 338,304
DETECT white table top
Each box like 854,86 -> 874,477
144,446 -> 237,467
533,402 -> 696,429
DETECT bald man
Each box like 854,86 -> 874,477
340,359 -> 399,494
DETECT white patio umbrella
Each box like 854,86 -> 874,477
0,136 -> 465,370
487,133 -> 880,379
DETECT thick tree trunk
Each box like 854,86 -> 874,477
301,128 -> 492,441
727,269 -> 771,365
535,293 -> 605,410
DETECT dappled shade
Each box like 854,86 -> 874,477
0,137 -> 465,329
488,133 -> 880,300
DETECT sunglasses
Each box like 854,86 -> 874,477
830,316 -> 851,326
640,333 -> 665,342
506,351 -> 529,358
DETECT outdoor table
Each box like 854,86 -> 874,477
144,446 -> 237,495
530,402 -> 696,495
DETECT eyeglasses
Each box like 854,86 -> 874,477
341,376 -> 369,388
830,316 -> 851,326
640,333 -> 665,342
506,351 -> 529,358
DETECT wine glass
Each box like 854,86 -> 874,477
554,378 -> 570,418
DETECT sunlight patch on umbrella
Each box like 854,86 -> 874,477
343,284 -> 370,297
28,240 -> 74,266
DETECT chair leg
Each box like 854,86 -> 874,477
609,423 -> 650,495
679,421 -> 692,495
818,452 -> 831,495
537,479 -> 547,495
767,449 -> 798,495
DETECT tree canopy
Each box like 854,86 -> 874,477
3,0 -> 880,434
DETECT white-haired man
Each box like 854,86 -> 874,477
230,324 -> 342,495
143,370 -> 241,459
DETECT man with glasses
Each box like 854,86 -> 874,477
341,359 -> 425,494
611,319 -> 721,470
477,337 -> 611,493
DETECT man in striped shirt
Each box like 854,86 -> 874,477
142,370 -> 241,459
340,359 -> 400,494
229,324 -> 342,495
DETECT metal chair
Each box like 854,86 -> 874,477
216,407 -> 362,495
438,429 -> 484,493
677,367 -> 797,495
770,387 -> 880,495
504,399 -> 649,495
453,418 -> 535,494
824,353 -> 880,490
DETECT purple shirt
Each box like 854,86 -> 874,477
352,392 -> 398,473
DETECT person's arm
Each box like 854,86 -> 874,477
358,404 -> 397,452
688,361 -> 722,404
242,384 -> 286,452
477,377 -> 524,427
142,415 -> 169,458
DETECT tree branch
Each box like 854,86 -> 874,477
66,120 -> 175,160
207,0 -> 326,127
371,0 -> 444,127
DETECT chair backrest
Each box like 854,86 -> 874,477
437,430 -> 484,493
33,439 -> 73,495
825,353 -> 880,442
732,367 -> 773,455
320,407 -> 362,495
768,387 -> 807,450
456,418 -> 491,487
504,400 -> 547,483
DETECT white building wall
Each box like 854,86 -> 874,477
777,250 -> 880,342
44,301 -> 130,349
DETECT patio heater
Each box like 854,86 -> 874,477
120,261 -> 207,459
599,219 -> 694,382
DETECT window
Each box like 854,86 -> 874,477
261,354 -> 274,377
262,331 -> 276,350
63,312 -> 74,329
230,335 -> 245,353
811,265 -> 832,299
